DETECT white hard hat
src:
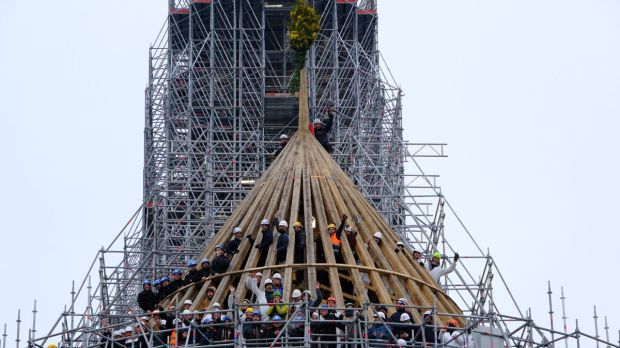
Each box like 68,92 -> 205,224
182,309 -> 192,314
424,310 -> 432,316
272,273 -> 282,280
125,326 -> 133,332
184,299 -> 193,305
160,319 -> 167,325
400,313 -> 411,321
396,338 -> 407,347
212,302 -> 221,309
261,219 -> 269,225
374,311 -> 385,319
373,231 -> 383,239
279,220 -> 288,227
255,272 -> 263,277
345,226 -> 353,232
118,329 -> 126,335
292,289 -> 302,298
396,241 -> 404,246
397,298 -> 408,305
279,134 -> 288,140
112,331 -> 120,337
233,227 -> 242,234
264,278 -> 273,285
313,118 -> 323,124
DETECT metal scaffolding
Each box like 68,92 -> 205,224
12,1 -> 617,348
141,0 -> 409,289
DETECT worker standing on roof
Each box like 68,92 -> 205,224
344,225 -> 359,263
274,217 -> 289,264
183,260 -> 202,285
273,134 -> 289,157
292,221 -> 306,284
412,249 -> 425,266
211,244 -> 230,276
225,226 -> 244,257
313,103 -> 336,153
168,269 -> 184,293
198,258 -> 211,280
248,217 -> 275,267
328,214 -> 347,263
425,251 -> 459,284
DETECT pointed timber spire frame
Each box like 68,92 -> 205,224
160,69 -> 462,323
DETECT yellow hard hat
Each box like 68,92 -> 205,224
327,223 -> 337,229
245,307 -> 254,313
48,344 -> 58,348
432,251 -> 442,259
293,221 -> 303,228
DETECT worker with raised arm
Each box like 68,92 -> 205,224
425,251 -> 459,284
313,104 -> 336,153
328,214 -> 347,263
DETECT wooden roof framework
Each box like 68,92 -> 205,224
160,70 -> 463,323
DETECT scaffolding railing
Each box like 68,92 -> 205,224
27,301 -> 619,348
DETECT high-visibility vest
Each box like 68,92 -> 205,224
330,232 -> 341,248
169,330 -> 177,348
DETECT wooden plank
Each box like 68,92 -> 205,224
283,166 -> 302,302
307,140 -> 345,309
317,168 -> 368,307
190,165 -> 284,310
317,149 -> 462,318
302,153 -> 317,292
231,166 -> 288,303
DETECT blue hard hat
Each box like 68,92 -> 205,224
143,279 -> 151,285
201,258 -> 210,264
272,315 -> 282,321
187,260 -> 197,267
215,243 -> 225,250
222,315 -> 230,321
320,304 -> 329,309
173,269 -> 182,275
161,276 -> 170,282
153,279 -> 161,286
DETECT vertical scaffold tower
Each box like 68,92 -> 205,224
141,0 -> 406,288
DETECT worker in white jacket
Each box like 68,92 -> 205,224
245,272 -> 269,315
425,251 -> 459,283
439,319 -> 476,347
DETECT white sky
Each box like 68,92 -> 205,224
0,0 -> 618,345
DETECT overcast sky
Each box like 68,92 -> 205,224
0,0 -> 618,346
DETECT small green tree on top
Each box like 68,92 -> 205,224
287,0 -> 320,93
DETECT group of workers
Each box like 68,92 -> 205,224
129,279 -> 476,348
138,213 -> 459,314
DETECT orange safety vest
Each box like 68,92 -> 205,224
169,330 -> 177,348
330,232 -> 341,247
